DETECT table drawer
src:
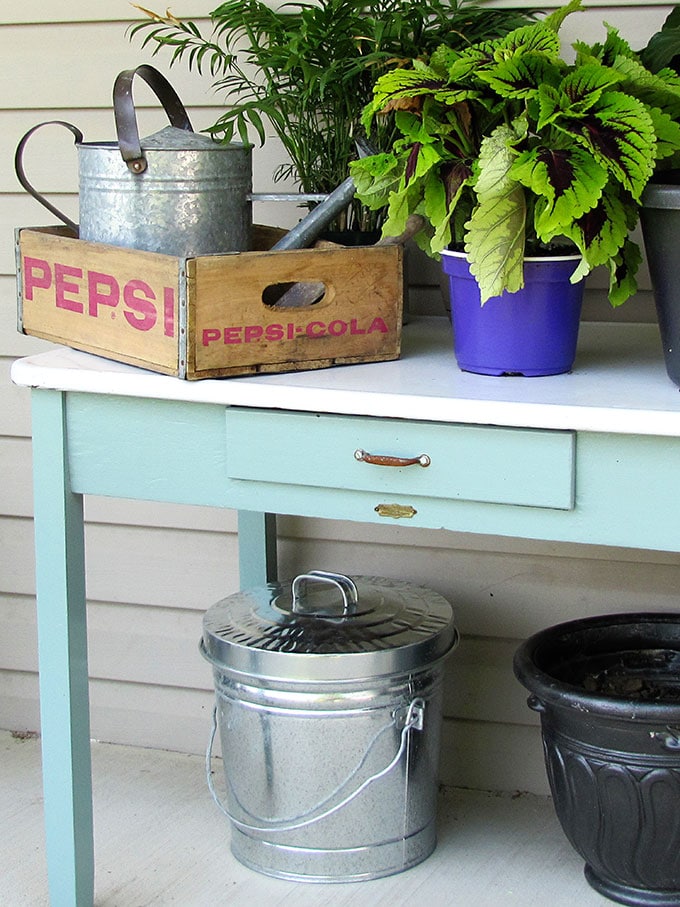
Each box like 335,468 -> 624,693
226,409 -> 575,510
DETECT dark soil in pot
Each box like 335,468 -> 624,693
555,647 -> 680,703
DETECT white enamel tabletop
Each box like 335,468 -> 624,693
11,317 -> 680,436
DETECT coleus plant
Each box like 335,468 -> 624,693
350,0 -> 680,305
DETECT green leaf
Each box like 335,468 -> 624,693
581,23 -> 636,68
640,7 -> 680,74
536,83 -> 563,129
542,0 -> 584,34
350,153 -> 402,210
382,180 -> 425,242
646,105 -> 680,160
463,124 -> 527,303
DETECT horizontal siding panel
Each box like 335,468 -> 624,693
444,636 -> 531,727
0,670 -> 549,791
0,595 -> 211,690
0,590 -> 532,725
0,668 -> 215,756
0,1 -> 672,25
276,529 -> 680,639
0,5 -> 208,24
0,438 -> 33,514
0,515 -> 239,605
1,11 -> 670,110
0,23 -> 216,110
0,669 -> 40,735
441,718 -> 549,794
0,359 -> 32,436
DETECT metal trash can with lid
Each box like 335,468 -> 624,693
201,570 -> 458,882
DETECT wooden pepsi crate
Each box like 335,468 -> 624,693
16,226 -> 403,379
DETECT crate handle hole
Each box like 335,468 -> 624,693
262,281 -> 326,308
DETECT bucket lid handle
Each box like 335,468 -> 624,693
291,570 -> 358,618
113,64 -> 194,174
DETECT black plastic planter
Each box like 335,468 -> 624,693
514,613 -> 680,907
641,180 -> 680,388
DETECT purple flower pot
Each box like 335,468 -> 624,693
441,251 -> 586,377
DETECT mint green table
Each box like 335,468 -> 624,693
11,317 -> 680,906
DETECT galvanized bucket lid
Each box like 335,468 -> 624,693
201,570 -> 457,682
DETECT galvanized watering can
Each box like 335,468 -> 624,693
201,570 -> 458,882
15,65 -> 254,257
15,64 -> 359,258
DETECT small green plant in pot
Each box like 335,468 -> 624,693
351,0 -> 680,375
129,0 -> 535,237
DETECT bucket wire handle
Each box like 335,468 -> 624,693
206,697 -> 425,834
14,121 -> 84,232
113,64 -> 194,174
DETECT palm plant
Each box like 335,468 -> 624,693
129,0 -> 534,232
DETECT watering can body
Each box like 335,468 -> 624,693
15,65 -> 253,258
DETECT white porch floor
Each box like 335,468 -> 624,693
1,730 -> 609,906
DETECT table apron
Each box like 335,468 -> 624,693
60,392 -> 680,552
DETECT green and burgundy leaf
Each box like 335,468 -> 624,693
558,63 -> 624,111
445,45 -> 497,83
581,23 -> 637,68
428,165 -> 473,253
607,237 -> 642,307
493,23 -> 561,62
564,91 -> 656,199
574,183 -> 637,268
478,53 -> 560,100
362,68 -> 446,130
403,139 -> 446,185
612,55 -> 680,119
512,145 -> 608,237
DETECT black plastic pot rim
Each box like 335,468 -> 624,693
513,611 -> 680,721
641,182 -> 680,209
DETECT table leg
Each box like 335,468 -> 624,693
32,390 -> 93,907
237,511 -> 277,588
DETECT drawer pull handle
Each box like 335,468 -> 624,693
354,449 -> 431,468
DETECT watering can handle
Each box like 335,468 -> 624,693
14,120 -> 84,233
113,64 -> 194,174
